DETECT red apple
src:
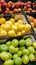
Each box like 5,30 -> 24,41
24,3 -> 27,6
24,6 -> 27,11
4,8 -> 10,14
18,8 -> 21,12
27,1 -> 31,4
10,11 -> 13,14
27,8 -> 32,12
26,4 -> 31,8
8,1 -> 13,8
0,8 -> 2,13
13,8 -> 19,13
32,10 -> 36,13
15,2 -> 21,8
21,2 -> 25,6
12,4 -> 15,8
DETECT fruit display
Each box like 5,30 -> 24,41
0,1 -> 36,14
0,36 -> 36,65
0,14 -> 31,37
28,15 -> 36,31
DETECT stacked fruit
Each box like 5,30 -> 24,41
0,37 -> 36,65
0,16 -> 31,37
0,1 -> 22,14
28,16 -> 36,31
0,1 -> 36,14
24,1 -> 36,13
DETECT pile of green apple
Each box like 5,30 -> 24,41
0,38 -> 36,65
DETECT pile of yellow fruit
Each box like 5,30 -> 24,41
0,17 -> 31,37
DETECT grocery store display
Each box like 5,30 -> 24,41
0,0 -> 36,65
0,36 -> 36,65
0,1 -> 36,14
28,15 -> 36,31
0,16 -> 31,37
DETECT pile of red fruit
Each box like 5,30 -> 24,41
0,1 -> 36,14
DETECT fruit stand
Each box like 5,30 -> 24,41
0,0 -> 36,65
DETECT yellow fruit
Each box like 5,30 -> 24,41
17,20 -> 24,24
1,24 -> 11,31
11,25 -> 18,32
1,24 -> 5,29
0,27 -> 3,31
8,30 -> 16,36
5,21 -> 13,26
22,30 -> 25,34
14,22 -> 19,26
17,31 -> 22,36
18,24 -> 25,31
0,18 -> 6,24
24,24 -> 31,32
10,18 -> 15,24
0,30 -> 7,36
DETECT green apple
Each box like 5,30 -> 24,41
29,54 -> 35,61
0,44 -> 8,52
14,57 -> 22,65
28,46 -> 35,53
1,52 -> 12,61
35,54 -> 36,58
19,47 -> 25,51
15,47 -> 19,53
0,45 -> 1,52
9,45 -> 15,54
33,42 -> 36,49
6,41 -> 12,47
12,39 -> 18,47
13,54 -> 18,60
3,59 -> 14,65
18,51 -> 22,57
22,55 -> 29,64
26,38 -> 32,46
22,49 -> 29,56
19,39 -> 26,46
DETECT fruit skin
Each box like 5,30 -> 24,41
6,41 -> 12,47
19,47 -> 25,51
13,54 -> 18,60
0,30 -> 7,36
26,38 -> 32,46
19,39 -> 25,46
0,44 -> 8,52
28,46 -> 35,53
8,30 -> 16,36
1,24 -> 11,32
29,54 -> 35,61
24,24 -> 31,32
22,49 -> 29,56
0,18 -> 6,24
12,39 -> 18,47
3,59 -> 14,65
9,45 -> 15,54
15,47 -> 19,53
33,42 -> 36,49
14,57 -> 22,65
18,51 -> 22,57
1,52 -> 12,61
11,25 -> 18,32
22,55 -> 29,64
10,18 -> 15,24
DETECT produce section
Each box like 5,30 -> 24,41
0,35 -> 36,65
0,14 -> 31,37
0,1 -> 36,14
0,0 -> 36,65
